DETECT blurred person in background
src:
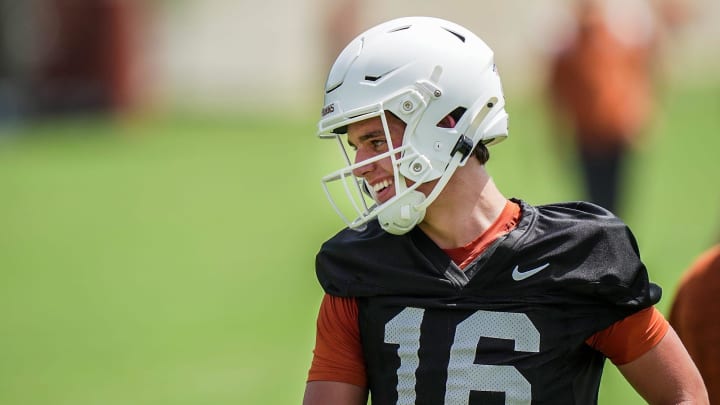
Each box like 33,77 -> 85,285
303,16 -> 707,405
30,0 -> 139,116
0,0 -> 32,122
546,0 -> 687,215
670,240 -> 720,404
322,0 -> 362,72
0,0 -> 140,122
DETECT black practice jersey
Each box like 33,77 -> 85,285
315,200 -> 661,405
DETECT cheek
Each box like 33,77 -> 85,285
414,180 -> 437,197
377,156 -> 395,173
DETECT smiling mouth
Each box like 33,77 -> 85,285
372,179 -> 392,193
370,179 -> 394,202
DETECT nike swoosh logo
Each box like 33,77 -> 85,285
511,263 -> 550,281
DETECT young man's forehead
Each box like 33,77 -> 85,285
347,116 -> 383,134
349,114 -> 405,132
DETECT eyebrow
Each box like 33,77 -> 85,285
347,130 -> 384,149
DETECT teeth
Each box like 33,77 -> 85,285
372,179 -> 392,193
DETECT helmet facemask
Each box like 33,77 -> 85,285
320,90 -> 438,235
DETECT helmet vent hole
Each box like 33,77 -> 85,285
326,82 -> 342,94
388,25 -> 411,33
449,107 -> 467,121
443,28 -> 465,42
437,107 -> 466,128
364,75 -> 381,82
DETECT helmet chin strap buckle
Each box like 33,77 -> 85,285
378,190 -> 426,235
451,135 -> 474,162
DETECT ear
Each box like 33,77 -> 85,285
436,114 -> 457,128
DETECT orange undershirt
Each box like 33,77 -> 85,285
308,200 -> 669,387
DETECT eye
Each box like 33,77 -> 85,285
370,139 -> 387,150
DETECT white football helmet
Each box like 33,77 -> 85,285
318,16 -> 509,235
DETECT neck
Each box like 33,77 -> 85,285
417,163 -> 507,249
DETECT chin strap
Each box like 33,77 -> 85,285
378,98 -> 497,235
415,138 -> 471,211
379,136 -> 474,235
377,189 -> 427,235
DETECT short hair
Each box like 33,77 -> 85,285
475,143 -> 490,165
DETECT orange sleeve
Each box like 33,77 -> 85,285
307,294 -> 367,387
586,306 -> 669,365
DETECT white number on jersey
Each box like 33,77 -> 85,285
384,307 -> 541,405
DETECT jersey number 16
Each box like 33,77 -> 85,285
384,307 -> 541,405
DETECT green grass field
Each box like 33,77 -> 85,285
1,81 -> 718,404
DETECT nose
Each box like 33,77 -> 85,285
351,148 -> 374,178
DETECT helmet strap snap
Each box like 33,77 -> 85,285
451,135 -> 474,163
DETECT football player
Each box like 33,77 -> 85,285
304,16 -> 708,405
670,243 -> 720,404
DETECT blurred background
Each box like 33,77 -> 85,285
0,0 -> 718,404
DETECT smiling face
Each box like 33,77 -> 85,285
347,114 -> 407,204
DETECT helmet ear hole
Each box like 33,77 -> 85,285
436,107 -> 466,128
436,115 -> 455,128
